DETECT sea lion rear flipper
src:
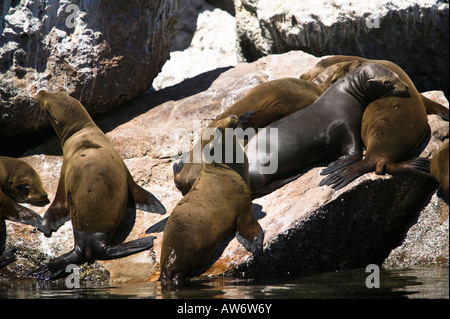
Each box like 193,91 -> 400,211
236,206 -> 264,256
321,153 -> 363,175
126,171 -> 166,215
31,249 -> 83,280
0,248 -> 17,268
385,157 -> 432,176
319,159 -> 374,190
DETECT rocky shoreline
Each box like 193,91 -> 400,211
1,50 -> 448,283
1,1 -> 448,284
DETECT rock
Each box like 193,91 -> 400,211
0,0 -> 177,136
2,51 -> 448,283
383,193 -> 449,268
235,0 -> 449,94
152,0 -> 237,90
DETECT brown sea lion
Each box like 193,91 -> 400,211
158,115 -> 263,281
0,191 -> 47,268
301,55 -> 449,121
302,56 -> 435,190
31,91 -> 165,280
0,156 -> 49,206
430,140 -> 449,199
246,63 -> 410,196
173,78 -> 324,195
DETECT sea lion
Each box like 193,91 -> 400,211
430,140 -> 449,199
0,156 -> 49,206
173,78 -> 324,195
158,115 -> 264,281
31,91 -> 165,280
246,63 -> 410,196
301,55 -> 449,121
0,191 -> 47,268
310,56 -> 434,190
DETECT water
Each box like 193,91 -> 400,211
0,266 -> 448,299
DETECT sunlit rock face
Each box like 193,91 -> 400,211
235,0 -> 449,94
0,0 -> 177,136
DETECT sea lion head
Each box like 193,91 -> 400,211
358,63 -> 410,98
201,115 -> 249,184
36,90 -> 93,144
1,160 -> 49,206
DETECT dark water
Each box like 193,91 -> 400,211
0,266 -> 448,299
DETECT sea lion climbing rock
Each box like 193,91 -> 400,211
31,91 -> 166,280
173,78 -> 324,195
246,63 -> 410,197
158,115 -> 264,281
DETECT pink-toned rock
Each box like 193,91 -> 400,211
3,51 -> 448,282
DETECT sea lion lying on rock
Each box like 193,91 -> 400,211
246,63 -> 410,196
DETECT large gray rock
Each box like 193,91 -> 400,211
2,51 -> 448,283
235,0 -> 449,94
0,0 -> 177,136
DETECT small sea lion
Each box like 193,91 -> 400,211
174,78 -> 323,195
246,63 -> 410,196
31,91 -> 165,280
158,115 -> 264,281
430,140 -> 449,199
0,156 -> 49,206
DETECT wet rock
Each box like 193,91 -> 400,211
3,51 -> 449,283
0,0 -> 177,136
235,0 -> 449,94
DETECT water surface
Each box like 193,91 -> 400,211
0,266 -> 448,299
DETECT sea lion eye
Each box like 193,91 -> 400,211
17,183 -> 30,191
383,81 -> 392,86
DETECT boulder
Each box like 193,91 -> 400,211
1,51 -> 448,283
0,0 -> 177,136
235,0 -> 449,94
152,0 -> 237,90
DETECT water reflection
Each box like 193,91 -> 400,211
0,266 -> 448,299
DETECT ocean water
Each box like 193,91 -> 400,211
0,266 -> 448,299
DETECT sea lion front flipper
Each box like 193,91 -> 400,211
126,171 -> 166,215
41,164 -> 70,236
145,217 -> 168,234
0,247 -> 17,268
421,94 -> 449,121
1,194 -> 48,233
239,109 -> 284,129
235,205 -> 264,256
